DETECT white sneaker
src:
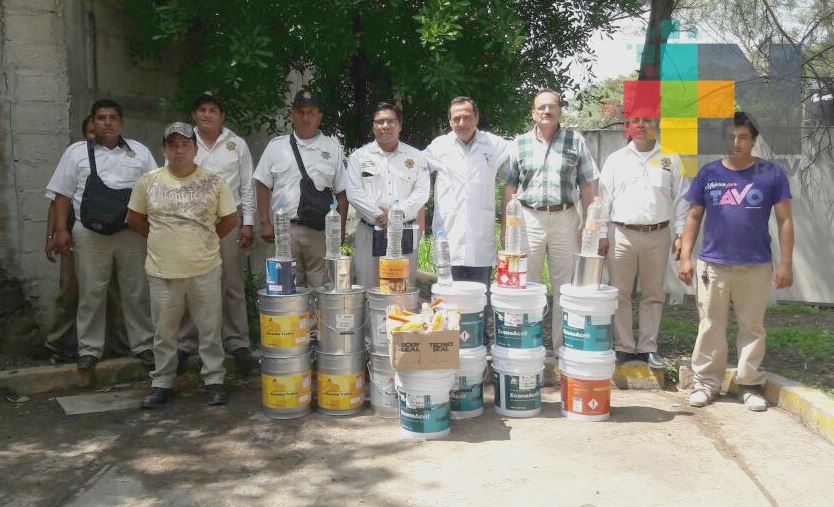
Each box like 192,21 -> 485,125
689,389 -> 715,407
739,386 -> 767,412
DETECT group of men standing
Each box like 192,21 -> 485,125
45,86 -> 794,414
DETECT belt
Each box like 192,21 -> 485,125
613,221 -> 669,232
361,218 -> 416,227
521,202 -> 575,212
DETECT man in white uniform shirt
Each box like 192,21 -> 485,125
179,92 -> 255,375
254,91 -> 348,289
424,96 -> 510,287
598,111 -> 691,368
46,99 -> 156,374
347,102 -> 430,290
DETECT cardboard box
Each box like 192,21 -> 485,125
388,330 -> 460,371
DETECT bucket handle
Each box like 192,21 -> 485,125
314,308 -> 368,336
366,362 -> 398,392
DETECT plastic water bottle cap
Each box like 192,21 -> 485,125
330,203 -> 336,211
436,230 -> 445,238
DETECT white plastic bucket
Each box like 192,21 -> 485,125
366,288 -> 420,354
432,281 -> 487,349
558,346 -> 615,421
451,345 -> 487,419
490,345 -> 546,418
368,353 -> 398,418
395,370 -> 455,440
490,283 -> 547,349
316,350 -> 366,416
560,284 -> 618,353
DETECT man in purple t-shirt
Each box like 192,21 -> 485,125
678,111 -> 794,412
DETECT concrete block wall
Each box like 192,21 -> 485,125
0,0 -> 71,328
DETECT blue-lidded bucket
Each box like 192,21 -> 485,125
490,283 -> 547,349
432,281 -> 487,349
560,284 -> 618,352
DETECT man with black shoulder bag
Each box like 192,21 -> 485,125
46,99 -> 156,375
254,90 -> 348,289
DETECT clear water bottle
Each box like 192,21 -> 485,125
505,193 -> 524,253
580,196 -> 604,256
386,200 -> 404,258
325,202 -> 341,259
274,202 -> 293,261
434,230 -> 453,286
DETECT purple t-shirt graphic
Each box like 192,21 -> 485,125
686,158 -> 792,265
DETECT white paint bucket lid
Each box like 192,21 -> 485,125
491,281 -> 546,298
432,281 -> 487,296
396,370 -> 455,393
560,283 -> 618,301
558,346 -> 615,379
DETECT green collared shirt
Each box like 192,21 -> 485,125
502,126 -> 599,207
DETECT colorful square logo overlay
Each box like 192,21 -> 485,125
624,43 -> 736,177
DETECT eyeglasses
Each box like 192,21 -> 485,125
534,104 -> 560,113
373,118 -> 399,127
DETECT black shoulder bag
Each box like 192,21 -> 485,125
79,137 -> 133,235
289,134 -> 334,231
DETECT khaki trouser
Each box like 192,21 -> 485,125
148,266 -> 226,388
521,206 -> 580,351
692,259 -> 772,393
46,250 -> 131,357
72,223 -> 153,359
290,223 -> 326,289
179,215 -> 250,354
352,222 -> 419,291
608,225 -> 672,353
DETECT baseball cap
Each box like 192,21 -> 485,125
292,90 -> 320,109
163,122 -> 196,142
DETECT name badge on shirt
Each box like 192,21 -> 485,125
125,150 -> 136,158
226,141 -> 237,150
322,151 -> 331,160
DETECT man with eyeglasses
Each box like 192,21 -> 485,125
598,105 -> 691,369
500,88 -> 599,353
254,90 -> 348,289
346,102 -> 430,290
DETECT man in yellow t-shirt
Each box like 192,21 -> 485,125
128,122 -> 239,408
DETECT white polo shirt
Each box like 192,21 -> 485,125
346,140 -> 430,224
46,138 -> 158,217
425,130 -> 510,266
195,127 -> 256,226
252,131 -> 346,218
598,140 -> 691,238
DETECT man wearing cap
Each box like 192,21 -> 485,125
128,122 -> 239,408
253,90 -> 348,289
598,113 -> 691,368
47,99 -> 156,375
346,102 -> 430,290
424,96 -> 510,288
500,88 -> 599,352
176,92 -> 255,375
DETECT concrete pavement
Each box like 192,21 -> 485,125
1,382 -> 833,506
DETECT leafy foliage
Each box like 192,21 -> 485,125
124,0 -> 643,148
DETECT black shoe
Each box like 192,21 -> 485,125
232,348 -> 253,377
204,384 -> 228,406
141,387 -> 173,409
615,351 -> 634,363
136,350 -> 155,370
176,351 -> 190,375
77,354 -> 98,371
646,352 -> 667,369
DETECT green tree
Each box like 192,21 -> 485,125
562,73 -> 636,130
125,0 -> 644,148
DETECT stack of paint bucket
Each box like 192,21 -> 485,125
558,251 -> 618,421
258,286 -> 314,419
314,285 -> 367,416
389,304 -> 457,439
432,281 -> 488,419
489,282 -> 548,417
365,288 -> 420,418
